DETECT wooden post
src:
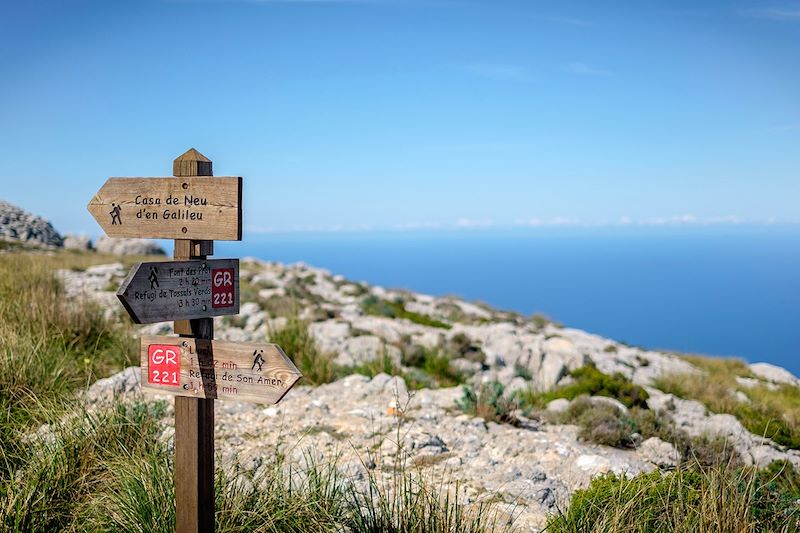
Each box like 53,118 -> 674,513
173,148 -> 215,533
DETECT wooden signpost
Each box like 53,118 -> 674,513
88,148 -> 300,533
140,336 -> 301,404
87,174 -> 242,240
117,259 -> 240,324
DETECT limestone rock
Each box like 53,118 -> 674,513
63,233 -> 93,251
638,437 -> 680,468
546,398 -> 571,413
749,362 -> 800,387
0,200 -> 63,247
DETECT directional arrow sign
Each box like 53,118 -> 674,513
140,336 -> 302,404
117,259 -> 239,323
87,176 -> 242,240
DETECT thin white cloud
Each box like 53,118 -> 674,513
514,217 -> 581,227
455,217 -> 494,228
393,221 -> 443,230
561,62 -> 611,76
248,214 -> 784,234
741,7 -> 800,21
513,214 -> 755,228
462,63 -> 534,82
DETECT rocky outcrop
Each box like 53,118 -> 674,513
95,236 -> 165,256
57,257 -> 800,531
0,200 -> 63,248
85,371 -> 656,531
749,362 -> 800,387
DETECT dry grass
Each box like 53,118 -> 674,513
655,355 -> 800,449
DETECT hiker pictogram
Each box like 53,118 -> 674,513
148,267 -> 159,289
251,349 -> 265,372
109,203 -> 122,225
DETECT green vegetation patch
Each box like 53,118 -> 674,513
401,345 -> 464,388
362,295 -> 452,329
0,252 -> 135,470
655,355 -> 800,449
342,346 -> 463,391
267,315 -> 335,386
458,381 -> 519,425
519,363 -> 649,410
546,461 -> 800,533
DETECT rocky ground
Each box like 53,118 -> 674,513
59,257 -> 800,531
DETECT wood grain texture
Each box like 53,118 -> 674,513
174,148 -> 212,177
117,259 -> 239,324
173,148 -> 215,533
140,336 -> 302,404
87,176 -> 242,240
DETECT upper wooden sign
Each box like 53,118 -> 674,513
87,176 -> 242,240
118,259 -> 239,324
140,336 -> 302,404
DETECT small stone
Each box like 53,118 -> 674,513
546,398 -> 571,413
638,437 -> 680,469
535,487 -> 556,508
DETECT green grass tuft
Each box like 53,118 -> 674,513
546,461 -> 800,532
457,382 -> 519,425
267,315 -> 335,385
362,295 -> 452,329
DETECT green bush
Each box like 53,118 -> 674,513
550,396 -> 638,448
401,345 -> 463,387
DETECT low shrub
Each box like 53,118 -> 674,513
458,382 -> 519,425
401,345 -> 463,388
551,396 -> 637,448
446,333 -> 485,364
346,351 -> 403,380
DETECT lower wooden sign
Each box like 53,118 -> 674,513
140,336 -> 302,404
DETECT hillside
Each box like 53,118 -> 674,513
1,205 -> 799,531
56,254 -> 800,530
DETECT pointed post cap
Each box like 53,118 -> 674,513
173,148 -> 212,177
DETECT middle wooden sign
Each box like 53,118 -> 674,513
117,259 -> 239,323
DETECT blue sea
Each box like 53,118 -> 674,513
214,226 -> 800,376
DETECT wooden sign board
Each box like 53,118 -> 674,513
118,259 -> 239,324
140,336 -> 302,404
87,176 -> 242,240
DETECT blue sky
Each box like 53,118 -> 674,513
1,0 -> 798,236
